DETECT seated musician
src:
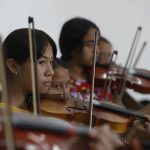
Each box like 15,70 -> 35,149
58,17 -> 150,148
0,28 -> 124,150
50,58 -> 71,96
1,28 -> 56,111
96,36 -> 124,106
96,36 -> 143,109
96,36 -> 112,65
1,28 -> 150,150
59,17 -> 112,102
95,35 -> 150,148
51,57 -> 87,99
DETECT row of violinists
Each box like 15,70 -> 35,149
0,16 -> 150,150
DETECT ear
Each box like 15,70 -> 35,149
6,58 -> 19,75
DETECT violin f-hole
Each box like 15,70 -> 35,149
66,106 -> 87,112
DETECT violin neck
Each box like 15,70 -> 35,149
130,69 -> 150,80
93,101 -> 147,120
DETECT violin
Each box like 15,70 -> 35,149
129,68 -> 150,80
0,111 -> 89,149
39,93 -> 148,134
40,93 -> 93,125
87,64 -> 150,94
88,27 -> 149,94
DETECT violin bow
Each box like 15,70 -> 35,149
129,41 -> 149,80
0,37 -> 15,149
28,17 -> 40,115
119,26 -> 142,99
89,30 -> 98,130
102,50 -> 118,100
132,41 -> 147,68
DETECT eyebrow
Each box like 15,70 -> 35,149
84,39 -> 101,43
84,40 -> 95,43
40,56 -> 54,60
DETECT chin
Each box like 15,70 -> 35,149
40,88 -> 49,94
87,59 -> 93,66
82,61 -> 92,67
41,91 -> 48,94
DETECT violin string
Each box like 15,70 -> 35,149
0,37 -> 15,149
28,17 -> 40,116
89,30 -> 98,130
119,27 -> 142,99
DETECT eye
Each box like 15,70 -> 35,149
86,42 -> 94,48
83,40 -> 95,48
50,61 -> 53,65
38,60 -> 46,65
54,84 -> 62,89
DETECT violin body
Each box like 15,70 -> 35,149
40,97 -> 92,125
40,95 -> 133,134
87,65 -> 150,94
93,107 -> 132,134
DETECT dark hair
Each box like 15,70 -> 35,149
2,28 -> 57,64
59,17 -> 100,61
100,36 -> 112,46
53,57 -> 68,69
140,99 -> 150,106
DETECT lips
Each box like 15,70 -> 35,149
43,81 -> 52,87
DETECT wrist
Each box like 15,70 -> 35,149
124,127 -> 138,143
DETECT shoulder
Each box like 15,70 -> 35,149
0,102 -> 29,113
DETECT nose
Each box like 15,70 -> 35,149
96,43 -> 101,58
96,46 -> 100,56
45,64 -> 54,77
63,84 -> 70,95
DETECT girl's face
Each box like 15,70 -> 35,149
52,67 -> 70,95
18,44 -> 54,94
80,28 -> 100,66
37,44 -> 54,93
97,41 -> 112,64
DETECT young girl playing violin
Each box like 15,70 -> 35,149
93,35 -> 150,147
96,36 -> 112,65
51,58 -> 88,98
1,28 -> 57,111
51,58 -> 71,95
96,36 -> 144,109
59,17 -> 112,101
